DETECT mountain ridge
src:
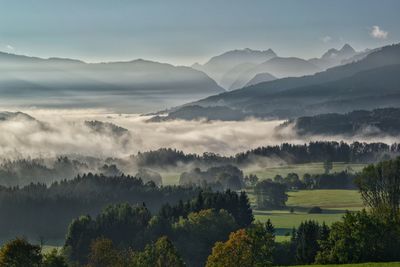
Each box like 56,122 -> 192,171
154,43 -> 400,120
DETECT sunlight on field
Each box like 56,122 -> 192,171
293,263 -> 400,267
161,162 -> 368,186
244,162 -> 367,180
249,189 -> 364,239
287,190 -> 363,210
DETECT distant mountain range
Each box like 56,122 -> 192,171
193,44 -> 365,90
308,44 -> 357,70
156,43 -> 400,121
279,107 -> 400,137
0,43 -> 388,114
192,48 -> 277,89
0,52 -> 224,112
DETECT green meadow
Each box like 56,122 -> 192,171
161,162 -> 368,185
243,162 -> 367,180
292,263 -> 400,267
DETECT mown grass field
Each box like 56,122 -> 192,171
161,162 -> 368,185
243,162 -> 367,180
249,189 -> 364,240
292,263 -> 400,267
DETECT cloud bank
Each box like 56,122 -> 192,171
0,109 -> 398,159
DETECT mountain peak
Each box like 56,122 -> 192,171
340,44 -> 356,53
321,44 -> 356,59
264,48 -> 276,55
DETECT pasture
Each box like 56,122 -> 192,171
243,162 -> 367,180
160,162 -> 368,185
250,189 -> 364,239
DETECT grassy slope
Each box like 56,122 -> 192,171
250,189 -> 363,240
243,162 -> 367,180
292,263 -> 400,267
161,162 -> 367,185
160,162 -> 366,241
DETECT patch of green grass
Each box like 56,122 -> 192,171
249,189 -> 364,239
292,263 -> 400,267
41,245 -> 62,254
255,210 -> 346,236
244,162 -> 367,180
287,190 -> 363,211
160,162 -> 367,186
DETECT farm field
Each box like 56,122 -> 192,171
243,162 -> 367,180
250,189 -> 364,239
292,263 -> 400,267
161,162 -> 368,185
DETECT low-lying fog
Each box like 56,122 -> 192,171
0,108 -> 398,159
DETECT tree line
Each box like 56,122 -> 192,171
134,141 -> 400,168
1,157 -> 400,266
0,173 -> 199,241
1,141 -> 398,187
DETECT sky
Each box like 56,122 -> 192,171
0,0 -> 399,65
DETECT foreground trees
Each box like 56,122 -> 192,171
0,238 -> 42,267
206,221 -> 275,267
87,238 -> 124,267
317,157 -> 400,264
158,190 -> 253,228
0,238 -> 67,267
356,156 -> 400,216
316,210 -> 400,264
63,190 -> 252,266
173,209 -> 238,266
292,221 -> 330,264
64,203 -> 152,264
132,236 -> 185,267
254,180 -> 288,209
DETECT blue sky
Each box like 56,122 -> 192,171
0,0 -> 399,65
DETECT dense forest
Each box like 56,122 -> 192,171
0,174 -> 199,241
136,141 -> 399,168
1,157 -> 400,266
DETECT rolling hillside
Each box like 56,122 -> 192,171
160,43 -> 400,120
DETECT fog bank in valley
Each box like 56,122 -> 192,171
0,108 -> 398,159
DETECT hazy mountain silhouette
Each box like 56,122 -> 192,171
158,43 -> 400,120
219,62 -> 258,90
245,72 -> 276,87
0,52 -> 224,112
192,48 -> 277,88
308,44 -> 357,70
229,56 -> 320,90
340,47 -> 378,65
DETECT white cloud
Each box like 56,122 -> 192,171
370,26 -> 388,39
321,36 -> 332,43
6,44 -> 14,51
